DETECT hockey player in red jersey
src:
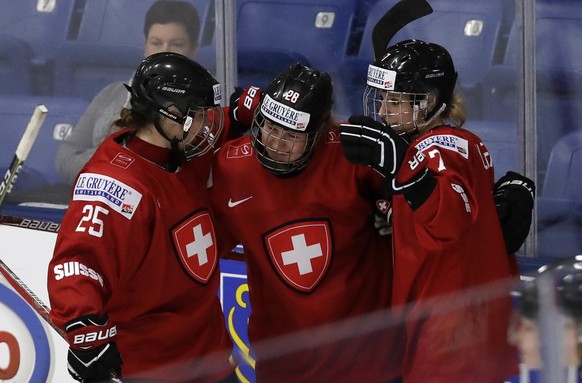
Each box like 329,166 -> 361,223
210,63 -> 402,382
340,39 -> 521,382
47,52 -> 236,383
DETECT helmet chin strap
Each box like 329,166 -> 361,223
423,102 -> 447,127
153,118 -> 182,172
411,102 -> 446,136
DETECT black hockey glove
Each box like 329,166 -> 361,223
65,314 -> 123,382
340,116 -> 436,209
493,171 -> 536,253
339,115 -> 408,177
229,85 -> 263,135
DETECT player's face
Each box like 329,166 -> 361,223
562,317 -> 581,366
508,314 -> 580,368
378,91 -> 417,134
508,316 -> 542,368
260,120 -> 308,163
145,22 -> 197,58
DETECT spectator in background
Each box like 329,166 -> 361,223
506,255 -> 582,383
55,0 -> 200,186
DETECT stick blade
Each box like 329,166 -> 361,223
372,0 -> 433,61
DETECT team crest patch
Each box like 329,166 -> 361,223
264,219 -> 332,292
376,199 -> 391,215
171,210 -> 218,284
226,143 -> 253,159
73,173 -> 142,219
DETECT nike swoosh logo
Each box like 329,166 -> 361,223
228,196 -> 253,208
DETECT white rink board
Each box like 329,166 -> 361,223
0,224 -> 75,383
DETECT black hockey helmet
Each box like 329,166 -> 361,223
251,62 -> 333,175
126,52 -> 223,160
515,255 -> 582,320
364,40 -> 458,133
259,62 -> 333,134
549,255 -> 582,320
373,39 -> 457,110
513,277 -> 539,320
128,51 -> 220,118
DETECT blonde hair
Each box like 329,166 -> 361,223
443,92 -> 467,128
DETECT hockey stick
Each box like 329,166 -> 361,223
0,258 -> 123,382
0,258 -> 63,337
0,214 -> 61,233
0,105 -> 63,234
0,104 -> 48,207
372,0 -> 433,60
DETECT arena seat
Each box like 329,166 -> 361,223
74,0 -> 215,48
0,35 -> 34,95
536,131 -> 582,259
51,42 -> 143,101
0,96 -> 89,190
482,1 -> 582,177
0,1 -> 78,95
464,120 -> 517,181
334,0 -> 506,118
0,0 -> 74,61
237,49 -> 311,89
51,0 -> 215,99
236,0 -> 357,75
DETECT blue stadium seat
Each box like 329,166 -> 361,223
75,0 -> 214,48
0,0 -> 75,61
464,120 -> 517,181
537,131 -> 582,259
0,35 -> 34,95
51,1 -> 214,99
0,1 -> 77,95
51,42 -> 143,100
236,0 -> 357,77
0,96 -> 89,189
334,0 -> 506,118
237,49 -> 311,89
482,1 -> 582,177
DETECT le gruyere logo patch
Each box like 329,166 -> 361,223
73,173 -> 142,220
415,134 -> 469,159
260,94 -> 311,131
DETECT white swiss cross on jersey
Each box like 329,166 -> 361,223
171,210 -> 218,284
264,220 -> 332,292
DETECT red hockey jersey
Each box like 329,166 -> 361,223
391,125 -> 520,382
48,130 -> 233,382
210,129 -> 401,383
